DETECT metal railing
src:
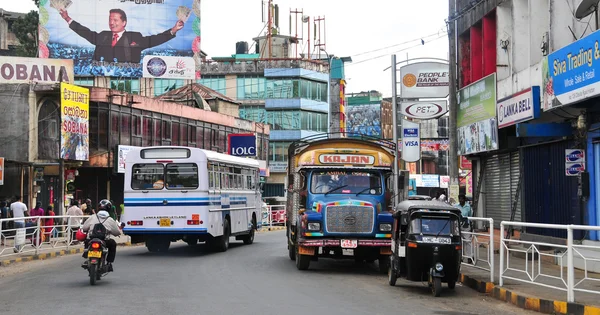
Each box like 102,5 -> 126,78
461,217 -> 494,283
499,221 -> 600,303
261,205 -> 286,230
0,215 -> 90,258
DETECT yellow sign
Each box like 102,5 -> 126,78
60,82 -> 89,161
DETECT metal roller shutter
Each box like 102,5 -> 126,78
483,151 -> 521,227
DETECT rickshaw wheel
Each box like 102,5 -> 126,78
388,265 -> 397,286
448,281 -> 456,289
431,277 -> 442,297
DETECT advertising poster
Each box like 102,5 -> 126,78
542,28 -> 600,111
39,0 -> 201,78
346,104 -> 382,138
60,82 -> 89,161
0,157 -> 3,185
117,145 -> 137,173
401,119 -> 421,162
399,62 -> 450,98
457,73 -> 498,155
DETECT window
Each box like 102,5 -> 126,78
237,75 -> 265,100
132,115 -> 142,137
120,113 -> 131,145
166,163 -> 199,189
162,120 -> 171,140
153,118 -> 162,146
171,122 -> 180,145
131,164 -> 164,190
409,217 -> 459,236
198,76 -> 226,94
75,78 -> 94,86
189,125 -> 197,146
310,171 -> 382,195
143,117 -> 152,146
154,79 -> 184,96
111,79 -> 140,94
98,110 -> 108,149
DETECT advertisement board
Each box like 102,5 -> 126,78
400,62 -> 449,98
60,82 -> 89,161
400,100 -> 448,120
457,73 -> 498,155
421,174 -> 440,188
401,120 -> 420,162
228,133 -> 256,157
0,56 -> 73,84
0,157 -> 4,185
142,55 -> 195,80
39,0 -> 201,78
497,87 -> 541,128
346,103 -> 382,138
117,145 -> 137,173
542,28 -> 600,110
565,149 -> 585,176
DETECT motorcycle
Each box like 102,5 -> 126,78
83,238 -> 110,285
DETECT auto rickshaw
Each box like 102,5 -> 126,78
388,200 -> 463,297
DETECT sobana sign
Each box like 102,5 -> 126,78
318,154 -> 375,165
228,134 -> 257,157
60,82 -> 89,161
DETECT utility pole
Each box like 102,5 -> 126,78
391,55 -> 399,207
447,0 -> 459,194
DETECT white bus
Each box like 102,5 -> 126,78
122,146 -> 261,252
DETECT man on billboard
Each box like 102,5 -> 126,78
59,8 -> 184,63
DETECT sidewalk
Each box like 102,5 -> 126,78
0,235 -> 132,267
460,235 -> 600,314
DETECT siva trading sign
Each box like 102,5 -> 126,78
39,0 -> 201,78
399,62 -> 449,98
497,87 -> 541,129
228,133 -> 256,157
60,82 -> 89,161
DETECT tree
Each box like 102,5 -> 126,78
11,11 -> 39,57
33,0 -> 40,7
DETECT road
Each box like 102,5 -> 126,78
0,231 -> 533,315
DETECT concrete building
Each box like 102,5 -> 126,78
0,9 -> 23,55
451,0 -> 597,242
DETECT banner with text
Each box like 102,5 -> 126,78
457,73 -> 498,155
0,56 -> 73,84
60,82 -> 89,161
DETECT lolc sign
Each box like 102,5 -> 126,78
318,154 -> 375,165
228,133 -> 256,157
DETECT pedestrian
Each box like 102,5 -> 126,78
454,194 -> 472,218
84,199 -> 94,215
29,201 -> 45,246
454,194 -> 473,264
10,195 -> 28,253
109,200 -> 117,220
45,205 -> 56,240
66,200 -> 83,243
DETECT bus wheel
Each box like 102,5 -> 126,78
242,229 -> 255,245
158,240 -> 170,252
186,237 -> 198,246
213,218 -> 230,252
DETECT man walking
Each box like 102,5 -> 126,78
10,195 -> 28,253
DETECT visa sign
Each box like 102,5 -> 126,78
401,120 -> 420,163
228,133 -> 256,157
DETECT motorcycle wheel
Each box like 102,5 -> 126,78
89,264 -> 97,285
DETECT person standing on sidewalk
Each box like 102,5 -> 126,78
29,202 -> 45,246
66,200 -> 83,243
454,194 -> 473,263
44,205 -> 56,239
10,195 -> 28,252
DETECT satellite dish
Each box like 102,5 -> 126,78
575,0 -> 600,19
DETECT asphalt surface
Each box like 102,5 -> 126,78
0,231 -> 534,315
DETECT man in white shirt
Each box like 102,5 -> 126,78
10,195 -> 28,252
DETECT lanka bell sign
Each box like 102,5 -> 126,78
497,87 -> 541,128
228,133 -> 256,157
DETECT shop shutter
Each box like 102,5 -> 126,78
483,151 -> 521,227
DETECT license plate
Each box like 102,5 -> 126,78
298,246 -> 315,255
159,218 -> 171,227
342,249 -> 354,256
88,250 -> 102,258
341,239 -> 358,248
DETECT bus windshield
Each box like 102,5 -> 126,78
310,171 -> 381,195
131,163 -> 199,190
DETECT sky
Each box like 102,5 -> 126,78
3,0 -> 449,97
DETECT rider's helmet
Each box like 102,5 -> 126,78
97,199 -> 112,212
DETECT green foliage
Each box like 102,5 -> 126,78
11,11 -> 39,57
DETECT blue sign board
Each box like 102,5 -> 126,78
228,134 -> 256,157
403,128 -> 419,137
543,29 -> 600,110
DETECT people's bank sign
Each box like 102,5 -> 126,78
544,28 -> 600,110
228,134 -> 257,157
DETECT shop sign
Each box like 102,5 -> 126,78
565,149 -> 585,176
543,28 -> 600,110
60,82 -> 89,161
400,100 -> 448,120
497,87 -> 541,128
421,174 -> 440,188
401,120 -> 420,162
228,133 -> 256,157
400,62 -> 449,98
269,162 -> 287,173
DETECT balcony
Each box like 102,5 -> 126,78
200,59 -> 328,75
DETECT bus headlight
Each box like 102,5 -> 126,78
379,223 -> 392,232
308,222 -> 321,231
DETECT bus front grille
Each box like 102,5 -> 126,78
325,206 -> 374,233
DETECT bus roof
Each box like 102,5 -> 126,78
125,146 -> 260,168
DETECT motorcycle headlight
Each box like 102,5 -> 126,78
308,222 -> 321,231
379,223 -> 392,232
435,263 -> 444,272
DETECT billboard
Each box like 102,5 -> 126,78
0,158 -> 3,185
457,73 -> 498,155
39,0 -> 201,78
497,87 -> 541,129
228,133 -> 256,157
0,56 -> 73,84
142,55 -> 195,80
399,62 -> 449,98
60,82 -> 89,161
542,28 -> 600,111
346,104 -> 382,138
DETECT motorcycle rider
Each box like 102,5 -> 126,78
81,200 -> 121,271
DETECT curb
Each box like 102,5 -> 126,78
1,247 -> 85,267
460,273 -> 600,314
258,226 -> 286,232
